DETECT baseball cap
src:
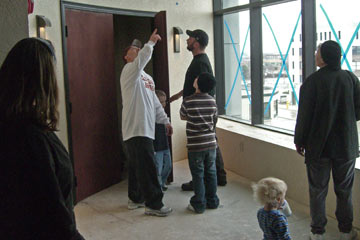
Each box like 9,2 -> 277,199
131,39 -> 142,48
186,29 -> 209,47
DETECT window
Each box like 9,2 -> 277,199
353,46 -> 360,62
223,11 -> 251,121
214,0 -> 321,134
222,0 -> 249,9
262,1 -> 301,130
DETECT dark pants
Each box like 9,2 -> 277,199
124,137 -> 164,210
215,144 -> 227,183
188,149 -> 219,213
306,157 -> 355,234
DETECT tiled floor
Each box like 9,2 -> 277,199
75,160 -> 343,240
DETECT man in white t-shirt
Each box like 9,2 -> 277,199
121,29 -> 173,217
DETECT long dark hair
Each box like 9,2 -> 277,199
0,38 -> 59,131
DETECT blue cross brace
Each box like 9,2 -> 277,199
224,21 -> 251,110
263,13 -> 299,106
320,4 -> 353,71
341,22 -> 360,67
264,11 -> 301,115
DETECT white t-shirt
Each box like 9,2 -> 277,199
120,41 -> 170,141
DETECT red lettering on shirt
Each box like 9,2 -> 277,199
141,74 -> 155,91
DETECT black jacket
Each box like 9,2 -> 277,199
294,66 -> 360,162
0,123 -> 83,240
183,53 -> 214,98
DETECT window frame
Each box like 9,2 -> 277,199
213,0 -> 316,133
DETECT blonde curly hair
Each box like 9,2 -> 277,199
252,177 -> 287,208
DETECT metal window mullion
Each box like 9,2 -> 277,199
214,0 -> 296,16
214,14 -> 226,115
250,1 -> 263,125
301,0 -> 316,80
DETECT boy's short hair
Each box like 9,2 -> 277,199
252,177 -> 287,207
197,73 -> 216,93
155,89 -> 166,99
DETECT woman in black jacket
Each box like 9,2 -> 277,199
0,38 -> 85,240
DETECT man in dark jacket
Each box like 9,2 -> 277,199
294,40 -> 360,240
170,29 -> 227,190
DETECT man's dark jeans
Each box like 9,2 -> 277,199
188,148 -> 219,213
124,137 -> 164,210
306,157 -> 355,234
215,144 -> 227,184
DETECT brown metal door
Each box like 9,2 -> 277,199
65,9 -> 123,201
153,11 -> 173,181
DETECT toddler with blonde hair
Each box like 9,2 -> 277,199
252,177 -> 292,240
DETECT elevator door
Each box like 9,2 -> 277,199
66,9 -> 123,201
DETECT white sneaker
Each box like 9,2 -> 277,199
340,229 -> 358,240
127,200 -> 145,210
187,204 -> 196,212
145,206 -> 172,217
309,232 -> 324,240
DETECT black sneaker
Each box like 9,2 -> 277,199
217,180 -> 227,186
181,181 -> 193,191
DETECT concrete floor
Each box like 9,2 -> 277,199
75,160 -> 343,240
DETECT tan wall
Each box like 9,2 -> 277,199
216,119 -> 360,228
28,0 -> 214,161
0,0 -> 28,65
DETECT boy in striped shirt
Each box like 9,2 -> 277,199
180,72 -> 219,213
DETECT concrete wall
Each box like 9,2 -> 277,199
216,118 -> 360,228
28,0 -> 214,161
0,0 -> 28,65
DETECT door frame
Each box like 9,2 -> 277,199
60,1 -> 157,166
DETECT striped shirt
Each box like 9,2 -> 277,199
180,93 -> 217,152
257,208 -> 291,240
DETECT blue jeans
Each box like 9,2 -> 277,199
188,148 -> 219,213
154,149 -> 172,187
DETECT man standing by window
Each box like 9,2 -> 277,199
170,29 -> 227,191
295,40 -> 360,240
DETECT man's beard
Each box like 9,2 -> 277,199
187,42 -> 194,51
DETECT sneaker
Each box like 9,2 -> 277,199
145,206 -> 172,217
127,200 -> 145,210
187,204 -> 196,212
181,181 -> 193,191
217,178 -> 227,186
340,229 -> 358,240
187,204 -> 204,214
162,185 -> 168,191
309,232 -> 324,240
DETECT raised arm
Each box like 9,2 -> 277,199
130,29 -> 162,72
